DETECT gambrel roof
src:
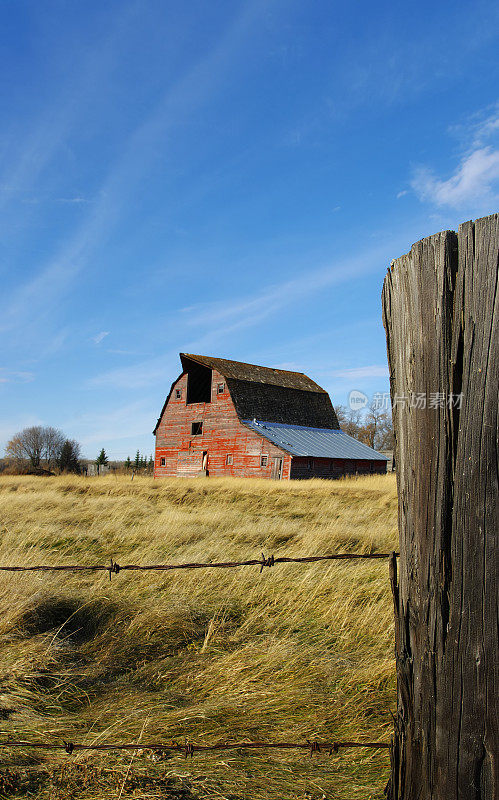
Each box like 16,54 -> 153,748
154,354 -> 340,433
180,354 -> 326,392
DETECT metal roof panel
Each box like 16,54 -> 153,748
243,420 -> 388,461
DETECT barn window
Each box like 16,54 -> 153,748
175,389 -> 182,399
261,455 -> 268,467
186,362 -> 212,404
191,422 -> 203,436
160,457 -> 166,466
226,454 -> 233,465
217,383 -> 225,394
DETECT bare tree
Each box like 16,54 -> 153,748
6,426 -> 46,467
335,402 -> 394,451
359,401 -> 394,450
5,426 -> 71,468
334,405 -> 364,437
375,412 -> 394,451
44,427 -> 66,467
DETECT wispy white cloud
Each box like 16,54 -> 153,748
474,115 -> 499,145
0,4 -> 140,213
329,365 -> 389,379
178,241 -> 395,336
89,239 -> 373,394
411,146 -> 499,209
18,194 -> 90,205
411,106 -> 499,211
88,349 -> 178,390
271,361 -> 304,371
0,0 -> 281,347
57,196 -> 89,204
89,234 -> 409,391
0,209 -> 109,336
107,348 -> 147,356
0,369 -> 35,384
449,103 -> 499,149
92,331 -> 110,345
61,400 -> 156,455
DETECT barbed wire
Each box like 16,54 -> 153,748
0,551 -> 399,579
0,738 -> 390,757
0,553 -> 395,764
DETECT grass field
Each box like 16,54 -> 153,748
0,473 -> 398,800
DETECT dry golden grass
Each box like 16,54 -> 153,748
0,473 -> 398,800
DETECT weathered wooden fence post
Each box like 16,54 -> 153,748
382,213 -> 498,799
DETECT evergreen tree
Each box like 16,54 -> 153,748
58,440 -> 81,473
125,456 -> 131,470
134,450 -> 140,468
96,448 -> 108,466
148,454 -> 154,471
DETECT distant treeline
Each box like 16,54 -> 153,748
124,451 -> 154,471
1,427 -> 154,476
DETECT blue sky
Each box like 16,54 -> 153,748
1,0 -> 498,460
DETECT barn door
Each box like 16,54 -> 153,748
271,457 -> 283,480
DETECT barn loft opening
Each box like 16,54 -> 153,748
186,361 -> 212,404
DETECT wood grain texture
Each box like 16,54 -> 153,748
382,214 -> 498,799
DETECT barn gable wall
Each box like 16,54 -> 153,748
154,368 -> 292,479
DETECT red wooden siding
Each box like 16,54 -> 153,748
154,369 -> 292,479
290,456 -> 387,480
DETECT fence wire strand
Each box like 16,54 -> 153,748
0,551 -> 399,579
0,738 -> 390,757
0,548 -> 395,775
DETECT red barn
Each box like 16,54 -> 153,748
153,354 -> 388,479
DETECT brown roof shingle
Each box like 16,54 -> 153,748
181,354 -> 326,393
